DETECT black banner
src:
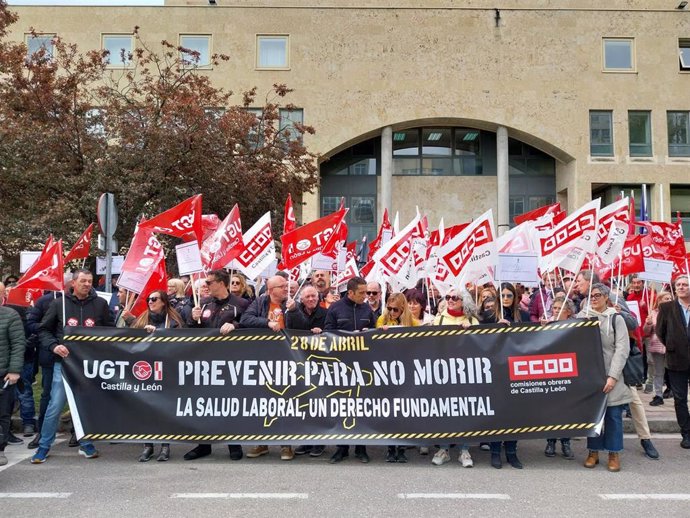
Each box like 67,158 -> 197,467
61,319 -> 607,445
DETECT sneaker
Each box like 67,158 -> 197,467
7,433 -> 23,445
246,445 -> 269,458
0,453 -> 7,466
309,445 -> 326,457
396,448 -> 408,463
643,384 -> 653,394
138,446 -> 154,462
79,444 -> 99,459
641,439 -> 659,460
294,445 -> 312,456
157,445 -> 170,462
329,446 -> 348,464
31,447 -> 50,464
649,396 -> 664,406
544,440 -> 556,457
23,424 -> 37,437
386,447 -> 397,463
459,450 -> 473,468
680,434 -> 690,449
419,446 -> 429,455
431,449 -> 450,466
280,446 -> 294,461
228,445 -> 243,461
28,434 -> 41,449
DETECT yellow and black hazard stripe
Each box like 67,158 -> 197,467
63,334 -> 286,343
81,422 -> 597,442
371,319 -> 599,340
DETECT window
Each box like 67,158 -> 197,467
321,196 -> 340,216
603,38 -> 634,71
279,108 -> 303,143
180,35 -> 211,67
589,111 -> 614,156
509,196 -> 525,222
351,197 -> 375,224
25,34 -> 55,62
102,34 -> 133,67
257,35 -> 289,69
668,111 -> 690,157
628,111 -> 652,157
680,39 -> 690,71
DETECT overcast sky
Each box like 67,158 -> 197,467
8,1 -> 164,5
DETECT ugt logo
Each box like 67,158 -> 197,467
132,361 -> 164,381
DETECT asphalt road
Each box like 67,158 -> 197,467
1,435 -> 689,518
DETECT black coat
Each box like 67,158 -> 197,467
187,293 -> 248,328
324,296 -> 375,331
656,300 -> 690,371
240,294 -> 287,329
286,303 -> 327,331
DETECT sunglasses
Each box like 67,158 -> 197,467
147,296 -> 161,303
366,291 -> 380,296
501,293 -> 514,299
231,281 -> 241,285
445,295 -> 461,302
386,307 -> 401,313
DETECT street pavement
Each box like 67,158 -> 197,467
1,432 -> 689,518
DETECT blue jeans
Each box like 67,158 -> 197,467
587,404 -> 624,453
38,363 -> 92,450
15,361 -> 36,426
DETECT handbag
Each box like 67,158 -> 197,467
613,314 -> 645,386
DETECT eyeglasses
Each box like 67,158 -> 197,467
147,296 -> 160,303
590,293 -> 604,300
386,307 -> 401,313
501,293 -> 514,299
231,281 -> 241,285
366,291 -> 380,296
445,295 -> 461,302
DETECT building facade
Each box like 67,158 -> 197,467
10,0 -> 690,243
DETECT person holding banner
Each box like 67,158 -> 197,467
655,275 -> 690,450
431,289 -> 479,468
488,283 -> 525,469
183,269 -> 248,462
325,277 -> 375,464
131,290 -> 185,462
577,284 -> 631,472
32,269 -> 114,464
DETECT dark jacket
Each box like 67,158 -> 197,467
38,290 -> 115,362
287,302 -> 327,331
27,292 -> 62,367
188,293 -> 248,328
324,296 -> 375,331
0,306 -> 26,378
240,294 -> 287,329
656,300 -> 690,371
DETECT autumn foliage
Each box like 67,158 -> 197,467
0,1 -> 318,266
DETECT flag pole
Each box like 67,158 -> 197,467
614,252 -> 623,306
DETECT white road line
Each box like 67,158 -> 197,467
0,493 -> 71,499
398,493 -> 510,500
599,494 -> 690,501
171,493 -> 309,499
0,437 -> 66,473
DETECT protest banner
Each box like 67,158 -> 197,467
62,320 -> 607,445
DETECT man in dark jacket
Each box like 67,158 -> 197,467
287,285 -> 326,333
184,269 -> 247,461
0,302 -> 26,466
31,269 -> 114,464
324,276 -> 374,464
656,275 -> 690,449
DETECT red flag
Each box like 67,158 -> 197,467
283,194 -> 297,235
367,209 -> 392,262
321,217 -> 349,259
200,204 -> 243,270
429,223 -> 469,248
280,208 -> 348,270
597,199 -> 630,247
636,221 -> 686,258
64,223 -> 94,263
592,235 -> 645,280
40,234 -> 54,256
670,253 -> 690,280
128,257 -> 168,318
15,240 -> 64,291
513,202 -> 561,225
345,241 -> 358,263
4,287 -> 43,307
139,194 -> 203,244
117,224 -> 165,294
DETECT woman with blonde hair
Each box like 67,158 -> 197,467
230,273 -> 255,301
376,292 -> 418,328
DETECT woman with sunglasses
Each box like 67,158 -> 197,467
431,289 -> 479,468
487,282 -> 526,469
375,293 -> 418,462
230,273 -> 255,302
577,283 -> 631,472
131,290 -> 185,462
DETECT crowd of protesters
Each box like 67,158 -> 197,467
1,268 -> 689,474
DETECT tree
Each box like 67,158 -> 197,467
0,2 -> 318,268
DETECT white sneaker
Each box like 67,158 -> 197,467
431,449 -> 450,465
459,450 -> 473,468
419,446 -> 429,455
